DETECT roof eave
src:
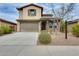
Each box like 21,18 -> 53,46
16,4 -> 43,10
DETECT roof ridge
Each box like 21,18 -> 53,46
17,3 -> 43,10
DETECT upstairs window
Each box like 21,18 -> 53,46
28,9 -> 36,16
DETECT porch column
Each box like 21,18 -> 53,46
57,20 -> 61,32
17,21 -> 20,32
56,19 -> 60,32
39,21 -> 41,32
46,21 -> 49,31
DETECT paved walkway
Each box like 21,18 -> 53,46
0,45 -> 79,56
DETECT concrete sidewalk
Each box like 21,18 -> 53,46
0,45 -> 79,56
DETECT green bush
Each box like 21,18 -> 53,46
60,20 -> 65,32
39,31 -> 51,44
0,26 -> 4,36
1,25 -> 13,34
71,23 -> 79,37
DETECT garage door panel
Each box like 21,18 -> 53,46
21,22 -> 39,32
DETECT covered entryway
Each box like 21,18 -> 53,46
20,21 -> 39,32
41,21 -> 46,30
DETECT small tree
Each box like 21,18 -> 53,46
49,3 -> 75,20
47,3 -> 75,32
60,20 -> 65,32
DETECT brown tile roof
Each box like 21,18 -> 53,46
0,18 -> 17,25
17,3 -> 43,10
42,14 -> 53,16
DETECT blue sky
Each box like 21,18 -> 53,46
0,3 -> 79,23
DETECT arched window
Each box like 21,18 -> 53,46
28,9 -> 36,16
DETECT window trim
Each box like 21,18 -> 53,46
28,9 -> 36,16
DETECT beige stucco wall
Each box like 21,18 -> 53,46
17,21 -> 20,32
19,6 -> 42,20
19,10 -> 23,19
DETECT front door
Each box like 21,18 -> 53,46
41,21 -> 46,30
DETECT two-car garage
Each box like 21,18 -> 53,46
20,21 -> 40,32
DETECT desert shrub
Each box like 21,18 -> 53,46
0,26 -> 4,36
39,31 -> 51,44
1,25 -> 13,34
71,23 -> 79,37
60,20 -> 65,32
10,26 -> 15,32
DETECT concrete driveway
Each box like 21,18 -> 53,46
0,32 -> 38,45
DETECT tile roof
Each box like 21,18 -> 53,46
0,18 -> 17,25
17,3 -> 43,10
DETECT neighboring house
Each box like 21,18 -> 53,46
67,19 -> 79,32
0,18 -> 17,31
16,4 -> 61,32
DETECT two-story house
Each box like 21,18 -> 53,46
17,4 -> 61,32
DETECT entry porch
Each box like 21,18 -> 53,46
40,18 -> 61,31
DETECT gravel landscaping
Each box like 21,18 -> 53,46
51,32 -> 79,45
38,31 -> 79,45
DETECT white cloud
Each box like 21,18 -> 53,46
0,11 -> 18,23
